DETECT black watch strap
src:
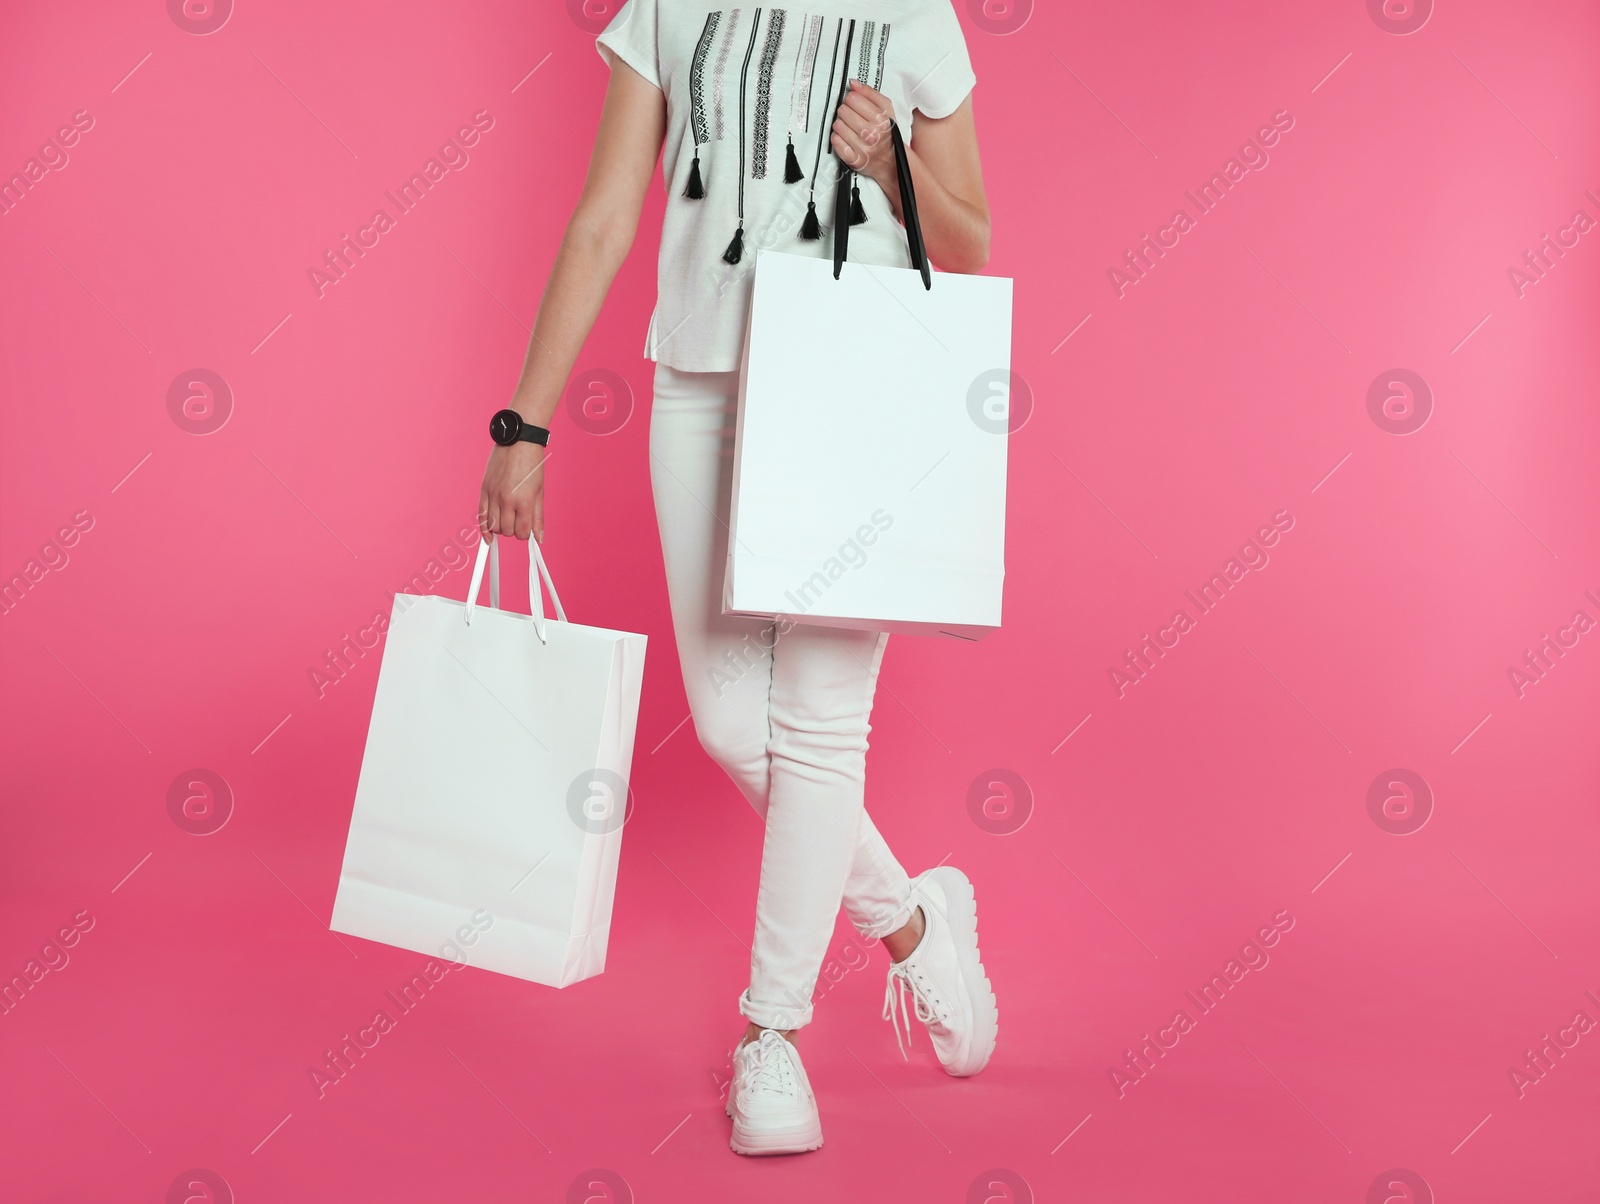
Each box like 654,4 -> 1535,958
490,408 -> 550,447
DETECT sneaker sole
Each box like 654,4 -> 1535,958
923,866 -> 999,1077
729,1116 -> 824,1156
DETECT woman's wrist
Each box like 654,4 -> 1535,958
865,154 -> 904,221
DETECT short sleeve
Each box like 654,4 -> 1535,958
907,1 -> 977,119
595,0 -> 662,89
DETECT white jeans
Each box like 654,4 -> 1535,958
649,362 -> 916,1030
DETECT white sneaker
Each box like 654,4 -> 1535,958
882,866 -> 999,1077
725,1028 -> 824,1156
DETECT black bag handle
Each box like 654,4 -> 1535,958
829,22 -> 931,290
892,123 -> 930,289
832,124 -> 929,290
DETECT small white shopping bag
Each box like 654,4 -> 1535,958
330,536 -> 646,987
724,248 -> 1014,639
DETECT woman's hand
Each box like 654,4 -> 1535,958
479,442 -> 546,543
832,80 -> 897,190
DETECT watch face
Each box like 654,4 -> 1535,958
489,409 -> 521,445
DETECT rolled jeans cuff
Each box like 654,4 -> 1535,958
739,986 -> 814,1032
853,892 -> 917,941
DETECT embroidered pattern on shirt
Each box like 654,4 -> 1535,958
802,17 -> 847,202
712,7 -> 743,141
789,13 -> 824,134
872,22 -> 891,89
688,10 -> 723,148
750,9 -> 789,179
855,20 -> 875,84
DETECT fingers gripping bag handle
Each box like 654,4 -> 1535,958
830,20 -> 930,290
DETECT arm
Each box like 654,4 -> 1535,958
480,60 -> 666,543
833,81 -> 990,273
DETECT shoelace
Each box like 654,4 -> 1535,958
882,961 -> 942,1061
739,1030 -> 796,1098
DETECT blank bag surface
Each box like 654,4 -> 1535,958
725,249 -> 1014,639
330,538 -> 646,987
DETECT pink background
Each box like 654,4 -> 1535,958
3,0 -> 1598,1200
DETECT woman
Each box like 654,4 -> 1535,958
479,0 -> 996,1156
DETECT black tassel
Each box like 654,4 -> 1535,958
722,225 -> 745,264
783,138 -> 804,184
799,200 -> 821,240
683,153 -> 704,199
849,180 -> 867,225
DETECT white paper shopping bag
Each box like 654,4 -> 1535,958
330,536 -> 646,988
724,248 -> 1014,640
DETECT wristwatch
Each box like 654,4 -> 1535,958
489,408 -> 550,447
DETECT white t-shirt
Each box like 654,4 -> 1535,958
596,1 -> 977,372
